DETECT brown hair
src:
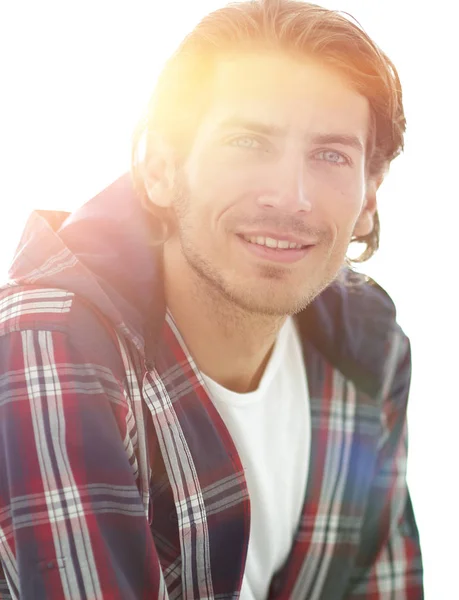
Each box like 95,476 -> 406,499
131,0 -> 405,263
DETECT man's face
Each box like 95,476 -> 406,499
163,53 -> 374,316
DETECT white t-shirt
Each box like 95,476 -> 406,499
201,317 -> 311,600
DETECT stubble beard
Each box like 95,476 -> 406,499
170,175 -> 341,322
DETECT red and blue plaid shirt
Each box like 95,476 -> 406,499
0,176 -> 423,598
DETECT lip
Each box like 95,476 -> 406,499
236,234 -> 314,264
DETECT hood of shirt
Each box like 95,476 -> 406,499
6,173 -> 398,395
7,173 -> 165,354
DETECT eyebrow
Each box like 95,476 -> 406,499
218,118 -> 365,153
311,133 -> 364,154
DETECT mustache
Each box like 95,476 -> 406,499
225,213 -> 329,241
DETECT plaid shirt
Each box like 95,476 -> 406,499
0,176 -> 423,599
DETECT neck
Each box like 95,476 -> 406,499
163,247 -> 285,394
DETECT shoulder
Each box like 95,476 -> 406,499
0,285 -> 75,334
300,270 -> 408,397
0,284 -> 126,376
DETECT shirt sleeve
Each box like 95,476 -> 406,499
0,328 -> 166,600
344,333 -> 424,599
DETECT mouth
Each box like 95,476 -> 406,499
236,233 -> 314,264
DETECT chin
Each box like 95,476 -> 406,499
237,271 -> 338,316
224,284 -> 319,317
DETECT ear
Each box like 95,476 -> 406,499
143,136 -> 176,209
353,174 -> 384,237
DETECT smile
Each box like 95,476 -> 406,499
240,235 -> 306,249
236,234 -> 313,264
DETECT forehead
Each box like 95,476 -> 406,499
197,53 -> 370,140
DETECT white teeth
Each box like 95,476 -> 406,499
242,235 -> 304,249
265,237 -> 278,248
277,240 -> 290,249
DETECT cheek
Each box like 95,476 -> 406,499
173,179 -> 226,248
182,166 -> 250,231
317,176 -> 365,232
187,144 -> 265,199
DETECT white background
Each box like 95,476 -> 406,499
1,1 -> 457,597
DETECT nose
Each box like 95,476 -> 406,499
255,151 -> 313,214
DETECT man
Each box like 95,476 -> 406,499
0,0 -> 423,598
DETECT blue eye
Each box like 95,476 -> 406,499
315,150 -> 349,166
